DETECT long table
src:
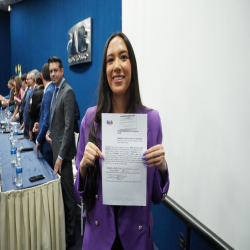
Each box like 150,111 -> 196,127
0,117 -> 66,250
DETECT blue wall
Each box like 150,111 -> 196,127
152,202 -> 214,250
0,10 -> 11,96
10,0 -> 122,119
152,202 -> 187,249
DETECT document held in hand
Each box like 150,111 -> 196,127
102,113 -> 147,206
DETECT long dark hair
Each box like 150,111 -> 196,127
86,32 -> 144,222
14,76 -> 22,99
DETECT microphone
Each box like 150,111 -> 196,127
18,147 -> 34,152
1,131 -> 10,134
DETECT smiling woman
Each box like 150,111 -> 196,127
74,32 -> 170,250
106,36 -> 132,110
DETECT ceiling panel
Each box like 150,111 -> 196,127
0,0 -> 24,12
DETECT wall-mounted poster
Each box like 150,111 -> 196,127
67,17 -> 92,66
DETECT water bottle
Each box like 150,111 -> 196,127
4,106 -> 7,118
13,125 -> 18,139
7,107 -> 11,120
11,141 -> 17,166
16,158 -> 22,187
9,127 -> 14,145
0,162 -> 3,186
5,118 -> 9,131
0,152 -> 3,185
6,107 -> 11,131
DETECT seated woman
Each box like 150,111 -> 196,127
74,32 -> 170,250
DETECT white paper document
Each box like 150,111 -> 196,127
102,113 -> 147,206
10,122 -> 19,126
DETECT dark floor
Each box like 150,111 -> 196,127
68,203 -> 84,250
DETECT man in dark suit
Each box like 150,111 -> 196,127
46,56 -> 76,248
18,74 -> 27,125
33,63 -> 54,168
23,69 -> 38,140
28,72 -> 44,142
20,72 -> 32,132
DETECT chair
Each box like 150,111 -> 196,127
72,132 -> 84,236
72,132 -> 79,182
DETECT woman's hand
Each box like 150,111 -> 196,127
10,116 -> 14,122
2,101 -> 8,107
80,142 -> 104,169
20,123 -> 24,130
142,144 -> 167,172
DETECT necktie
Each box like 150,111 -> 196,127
50,88 -> 59,132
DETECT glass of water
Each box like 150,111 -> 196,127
16,141 -> 23,158
12,166 -> 16,183
0,166 -> 2,186
0,158 -> 3,186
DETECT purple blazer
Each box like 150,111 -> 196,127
74,106 -> 170,250
16,87 -> 24,106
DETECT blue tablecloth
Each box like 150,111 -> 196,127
0,114 -> 65,250
0,116 -> 57,192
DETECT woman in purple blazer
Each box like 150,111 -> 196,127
75,32 -> 170,250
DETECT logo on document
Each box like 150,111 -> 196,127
106,120 -> 113,125
67,17 -> 92,66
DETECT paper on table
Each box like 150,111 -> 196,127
102,113 -> 147,206
10,122 -> 19,125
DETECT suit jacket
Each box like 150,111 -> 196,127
19,87 -> 28,124
37,82 -> 55,146
23,88 -> 33,138
24,86 -> 37,139
28,86 -> 44,129
50,80 -> 76,161
74,105 -> 170,250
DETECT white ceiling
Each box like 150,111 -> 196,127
0,0 -> 24,12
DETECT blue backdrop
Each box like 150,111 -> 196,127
0,10 -> 11,96
10,0 -> 122,119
